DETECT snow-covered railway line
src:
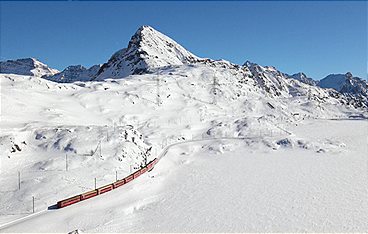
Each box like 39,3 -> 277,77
157,136 -> 255,161
2,119 -> 367,232
0,210 -> 47,230
0,136 -> 251,231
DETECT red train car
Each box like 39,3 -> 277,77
133,170 -> 141,179
141,167 -> 148,174
97,184 -> 113,195
124,174 -> 134,183
80,190 -> 98,200
112,179 -> 125,189
147,158 -> 158,171
57,195 -> 81,208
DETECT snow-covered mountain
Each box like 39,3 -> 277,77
319,72 -> 367,94
0,26 -> 366,109
290,72 -> 317,86
242,61 -> 368,108
0,58 -> 59,77
318,72 -> 368,106
45,64 -> 101,83
95,25 -> 200,80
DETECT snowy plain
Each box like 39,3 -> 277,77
1,119 -> 367,232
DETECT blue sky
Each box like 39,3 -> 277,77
0,1 -> 366,79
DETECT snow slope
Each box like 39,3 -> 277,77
1,119 -> 367,232
0,64 -> 366,229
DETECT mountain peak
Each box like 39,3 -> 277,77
243,60 -> 256,68
345,72 -> 353,79
96,25 -> 200,79
127,25 -> 158,49
295,72 -> 307,77
290,72 -> 317,86
137,25 -> 156,34
133,25 -> 166,39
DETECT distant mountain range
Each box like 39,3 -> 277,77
1,25 -> 367,106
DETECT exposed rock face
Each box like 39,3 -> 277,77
243,61 -> 290,97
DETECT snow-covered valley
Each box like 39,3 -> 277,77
1,118 -> 367,232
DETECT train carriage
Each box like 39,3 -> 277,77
113,179 -> 125,189
57,195 -> 81,208
97,184 -> 113,195
81,190 -> 98,200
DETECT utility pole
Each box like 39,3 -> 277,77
94,178 -> 97,189
211,71 -> 220,105
18,171 -> 21,190
99,141 -> 102,158
32,196 -> 35,213
116,171 -> 118,182
156,75 -> 161,106
65,154 -> 68,171
106,126 -> 109,142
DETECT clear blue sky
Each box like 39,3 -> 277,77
0,1 -> 366,79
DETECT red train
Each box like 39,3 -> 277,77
57,158 -> 158,208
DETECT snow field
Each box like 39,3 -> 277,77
0,64 -> 366,231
